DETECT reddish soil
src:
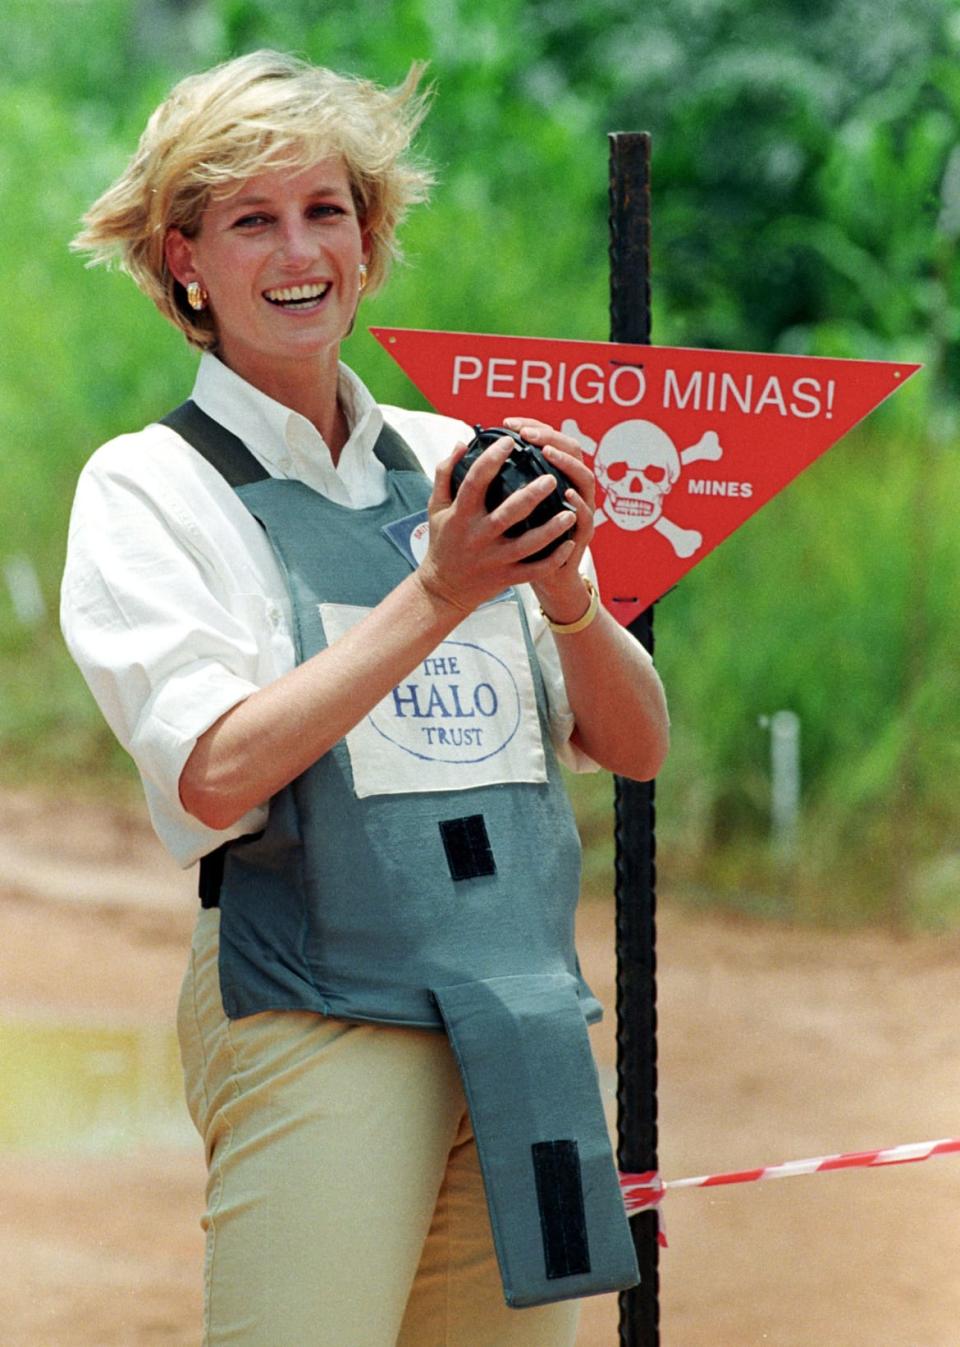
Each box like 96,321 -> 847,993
2,788 -> 959,1346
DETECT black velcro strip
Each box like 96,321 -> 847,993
438,815 -> 496,882
198,843 -> 228,909
531,1139 -> 591,1280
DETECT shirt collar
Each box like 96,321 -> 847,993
190,353 -> 387,503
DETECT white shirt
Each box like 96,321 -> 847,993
61,353 -> 597,867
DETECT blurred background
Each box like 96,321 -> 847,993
3,0 -> 958,923
2,2 -> 959,1344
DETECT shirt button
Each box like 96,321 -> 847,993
267,605 -> 282,630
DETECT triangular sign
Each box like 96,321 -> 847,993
372,328 -> 921,627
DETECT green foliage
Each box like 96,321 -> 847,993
651,424 -> 960,925
1,0 -> 958,926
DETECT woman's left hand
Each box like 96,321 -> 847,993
502,416 -> 669,783
502,415 -> 596,626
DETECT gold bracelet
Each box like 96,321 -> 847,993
540,576 -> 600,634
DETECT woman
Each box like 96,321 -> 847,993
62,50 -> 668,1347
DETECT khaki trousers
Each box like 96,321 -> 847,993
177,909 -> 581,1346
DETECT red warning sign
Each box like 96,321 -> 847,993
372,328 -> 921,627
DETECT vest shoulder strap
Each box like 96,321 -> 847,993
372,421 -> 425,474
160,400 -> 269,487
161,399 -> 426,483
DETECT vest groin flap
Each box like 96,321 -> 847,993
432,973 -> 639,1308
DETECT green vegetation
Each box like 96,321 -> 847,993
2,0 -> 957,924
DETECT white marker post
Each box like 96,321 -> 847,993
760,709 -> 802,863
3,555 -> 46,627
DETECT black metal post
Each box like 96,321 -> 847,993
609,131 -> 659,1347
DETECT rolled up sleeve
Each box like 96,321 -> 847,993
61,440 -> 277,864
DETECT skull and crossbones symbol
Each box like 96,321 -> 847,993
562,418 -> 724,558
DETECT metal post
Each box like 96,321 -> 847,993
609,131 -> 659,1347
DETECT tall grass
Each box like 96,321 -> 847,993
567,407 -> 960,929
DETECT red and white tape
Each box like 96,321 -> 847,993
620,1136 -> 960,1225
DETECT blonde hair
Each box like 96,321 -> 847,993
72,50 -> 433,349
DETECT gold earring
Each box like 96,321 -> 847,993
186,281 -> 209,311
358,263 -> 368,294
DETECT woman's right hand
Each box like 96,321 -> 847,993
415,435 -> 579,614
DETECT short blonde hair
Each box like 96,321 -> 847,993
72,50 -> 433,349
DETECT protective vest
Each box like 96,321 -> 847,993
162,400 -> 639,1309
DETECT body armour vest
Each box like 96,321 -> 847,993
163,400 -> 639,1309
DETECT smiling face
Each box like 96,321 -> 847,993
165,157 -> 367,400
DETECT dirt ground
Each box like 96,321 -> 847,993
2,787 -> 959,1347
